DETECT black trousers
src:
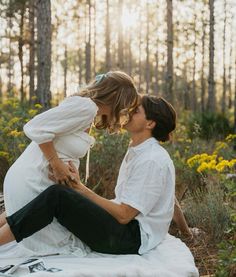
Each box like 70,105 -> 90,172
6,185 -> 141,254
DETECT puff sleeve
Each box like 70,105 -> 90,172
23,96 -> 98,144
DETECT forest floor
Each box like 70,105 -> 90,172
171,227 -> 218,276
0,194 -> 217,276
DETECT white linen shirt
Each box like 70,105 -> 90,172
113,137 -> 175,254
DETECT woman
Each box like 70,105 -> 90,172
0,96 -> 177,256
2,71 -> 139,256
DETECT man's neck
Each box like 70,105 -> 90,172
130,133 -> 152,147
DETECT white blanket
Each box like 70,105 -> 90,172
0,234 -> 199,277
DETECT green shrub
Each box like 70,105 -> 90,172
79,130 -> 130,198
0,98 -> 42,164
183,184 -> 231,242
187,112 -> 233,140
215,177 -> 236,277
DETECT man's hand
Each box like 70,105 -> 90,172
48,161 -> 83,190
49,158 -> 73,186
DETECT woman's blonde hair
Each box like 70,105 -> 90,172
74,71 -> 139,132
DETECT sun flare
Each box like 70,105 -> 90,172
121,9 -> 138,29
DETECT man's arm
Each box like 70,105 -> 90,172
173,197 -> 193,238
75,184 -> 139,224
58,162 -> 140,225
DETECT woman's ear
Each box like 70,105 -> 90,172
147,120 -> 156,130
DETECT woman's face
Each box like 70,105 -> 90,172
123,105 -> 148,133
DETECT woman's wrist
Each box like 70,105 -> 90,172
48,156 -> 61,168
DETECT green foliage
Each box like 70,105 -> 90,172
187,112 -> 233,140
184,184 -> 231,242
0,98 -> 42,164
80,130 -> 130,198
215,177 -> 236,277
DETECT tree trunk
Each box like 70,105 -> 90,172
191,4 -> 197,112
154,36 -> 159,96
201,7 -> 206,113
29,0 -> 35,104
234,54 -> 236,134
228,19 -> 233,109
221,0 -> 227,114
78,48 -> 83,85
93,0 -> 97,75
105,0 -> 111,71
85,0 -> 91,83
138,7 -> 142,92
0,62 -> 2,102
36,0 -> 52,109
63,45 -> 67,98
117,0 -> 124,69
19,3 -> 25,102
166,0 -> 174,104
146,1 -> 150,94
127,2 -> 132,76
207,0 -> 216,112
7,5 -> 13,97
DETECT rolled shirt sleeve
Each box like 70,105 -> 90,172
119,160 -> 165,216
23,96 -> 98,144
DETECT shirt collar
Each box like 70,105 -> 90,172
129,137 -> 158,154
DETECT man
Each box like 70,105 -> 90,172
0,95 -> 177,255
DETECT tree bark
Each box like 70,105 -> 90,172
221,0 -> 227,114
191,4 -> 197,112
93,0 -> 97,75
105,0 -> 111,71
7,3 -> 13,97
19,3 -> 25,102
63,45 -> 67,98
201,6 -> 206,113
138,6 -> 142,92
146,1 -> 150,94
117,0 -> 124,69
29,0 -> 35,104
228,19 -> 233,109
36,0 -> 52,109
207,0 -> 216,112
85,0 -> 91,83
166,0 -> 174,104
234,53 -> 236,135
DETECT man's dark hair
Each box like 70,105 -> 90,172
142,96 -> 176,142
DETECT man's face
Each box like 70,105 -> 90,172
124,104 -> 148,133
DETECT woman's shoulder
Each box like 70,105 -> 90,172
61,96 -> 98,112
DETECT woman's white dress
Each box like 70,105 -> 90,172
3,96 -> 98,256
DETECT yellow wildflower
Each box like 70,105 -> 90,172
0,151 -> 10,159
197,162 -> 209,173
28,109 -> 37,117
8,130 -> 23,137
34,104 -> 42,109
225,134 -> 236,142
18,143 -> 26,149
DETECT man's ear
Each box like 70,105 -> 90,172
146,120 -> 156,130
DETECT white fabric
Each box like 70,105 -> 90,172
3,96 -> 98,256
0,235 -> 199,277
113,138 -> 175,254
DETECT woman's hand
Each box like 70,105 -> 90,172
49,158 -> 72,186
48,160 -> 83,189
